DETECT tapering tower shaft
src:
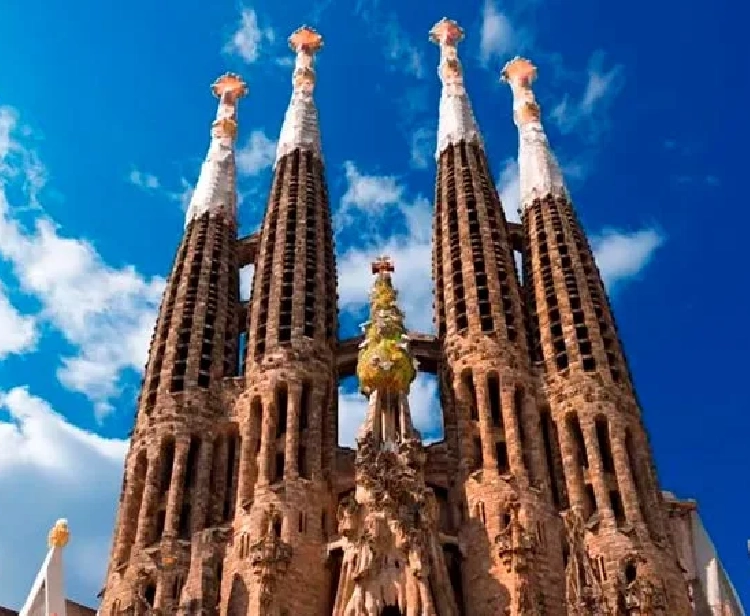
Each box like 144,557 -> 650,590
503,57 -> 692,613
223,27 -> 338,616
429,20 -> 564,616
100,74 -> 247,615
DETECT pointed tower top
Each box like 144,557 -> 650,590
357,257 -> 416,395
501,56 -> 567,209
430,18 -> 483,159
184,74 -> 244,226
211,73 -> 248,100
274,25 -> 324,165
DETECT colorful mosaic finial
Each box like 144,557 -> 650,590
356,257 -> 416,395
500,55 -> 568,210
275,26 -> 324,165
211,73 -> 248,100
289,25 -> 323,54
48,518 -> 70,549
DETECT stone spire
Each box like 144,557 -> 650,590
184,73 -> 247,227
501,57 -> 568,211
429,17 -> 483,159
356,256 -> 420,447
275,25 -> 324,165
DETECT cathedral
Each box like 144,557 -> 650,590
83,18 -> 744,616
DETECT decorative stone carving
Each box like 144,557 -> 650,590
248,505 -> 292,608
496,492 -> 536,574
562,509 -> 611,615
617,556 -> 668,615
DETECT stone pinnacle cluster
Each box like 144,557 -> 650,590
95,18 -> 736,616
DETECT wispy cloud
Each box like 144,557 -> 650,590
1,107 -> 165,418
496,157 -> 521,223
223,7 -> 276,64
409,127 -> 434,170
236,129 -> 277,176
353,2 -> 424,78
592,228 -> 665,291
0,386 -> 127,609
551,51 -> 625,139
127,169 -> 160,190
479,0 -> 533,68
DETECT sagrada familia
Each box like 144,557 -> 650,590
9,18 -> 743,616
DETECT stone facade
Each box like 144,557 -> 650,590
93,20 -> 742,616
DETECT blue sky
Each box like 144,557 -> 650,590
0,0 -> 746,610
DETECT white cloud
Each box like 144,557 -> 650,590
236,130 -> 277,176
0,386 -> 127,609
0,285 -> 37,359
128,169 -> 160,190
223,8 -> 275,64
496,157 -> 521,223
592,228 -> 664,291
383,18 -> 424,78
409,127 -> 434,170
338,374 -> 442,448
0,108 -> 165,418
336,163 -> 434,333
551,51 -> 624,137
479,0 -> 531,67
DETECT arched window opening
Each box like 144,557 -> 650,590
594,416 -> 615,473
184,436 -> 201,490
487,373 -> 503,428
472,437 -> 483,471
276,383 -> 288,438
223,430 -> 239,521
567,414 -> 589,470
299,381 -> 311,431
540,410 -> 568,509
143,582 -> 157,607
159,438 -> 176,495
584,484 -> 597,519
461,370 -> 479,421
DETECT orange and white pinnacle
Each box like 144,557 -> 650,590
275,25 -> 324,165
430,18 -> 483,159
501,57 -> 568,210
184,73 -> 246,226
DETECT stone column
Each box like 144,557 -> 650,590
237,419 -> 257,511
192,438 -> 214,533
474,373 -> 499,470
257,395 -> 277,485
165,439 -> 190,535
135,455 -> 161,547
310,382 -> 325,480
284,381 -> 301,480
583,421 -> 613,525
501,385 -> 528,483
610,425 -> 643,528
557,418 -> 586,511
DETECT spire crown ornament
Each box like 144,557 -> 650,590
211,72 -> 248,101
48,518 -> 70,549
429,17 -> 464,46
356,257 -> 415,395
289,25 -> 323,54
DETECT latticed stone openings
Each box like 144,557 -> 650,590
90,18 -> 736,616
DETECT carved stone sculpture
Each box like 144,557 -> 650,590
562,509 -> 611,615
248,505 -> 292,608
